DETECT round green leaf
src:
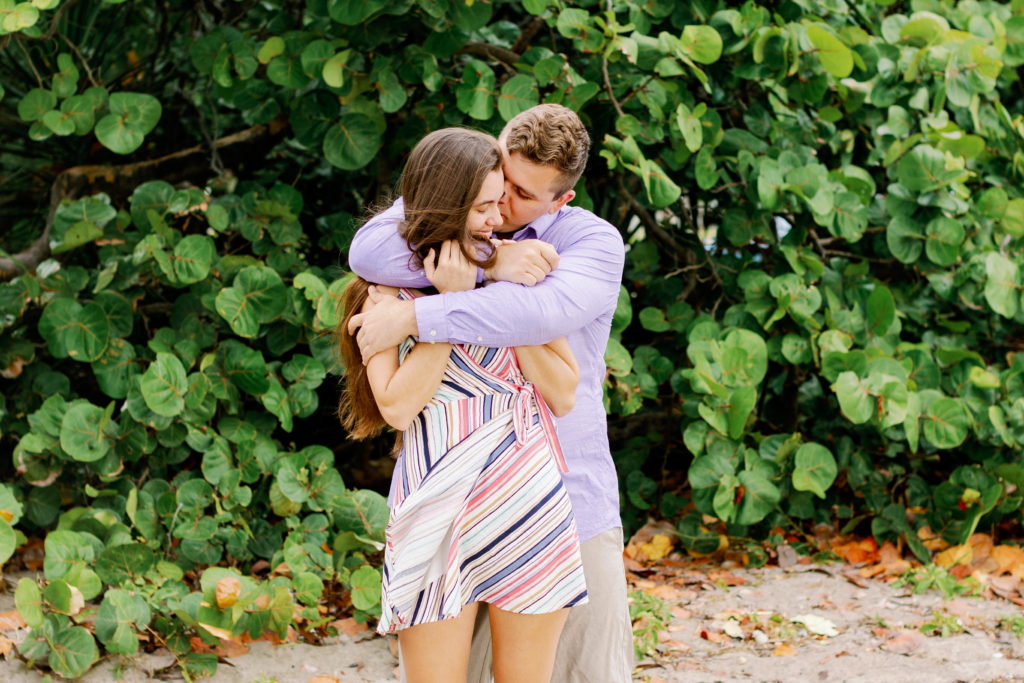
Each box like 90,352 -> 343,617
15,579 -> 44,628
95,114 -> 144,154
377,69 -> 408,114
173,234 -> 215,284
95,589 -> 150,654
322,50 -> 350,88
48,625 -> 99,679
604,337 -> 632,377
735,469 -> 780,525
292,572 -> 324,606
140,352 -> 187,417
43,109 -> 76,136
923,397 -> 969,449
984,252 -> 1019,318
61,302 -> 110,362
349,565 -> 382,611
95,543 -> 157,586
497,74 -> 539,121
1001,198 -> 1024,238
680,25 -> 724,64
806,24 -> 853,78
834,371 -> 873,424
925,216 -> 964,266
866,285 -> 895,337
92,338 -> 137,399
455,59 -> 496,121
282,354 -> 326,389
59,402 -> 111,462
17,88 -> 56,122
792,443 -> 838,499
222,341 -> 268,394
886,215 -> 923,264
216,266 -> 287,337
897,145 -> 952,193
0,517 -> 15,566
323,113 -> 382,171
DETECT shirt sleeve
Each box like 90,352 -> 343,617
414,224 -> 625,347
347,199 -> 432,288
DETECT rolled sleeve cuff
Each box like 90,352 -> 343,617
413,294 -> 449,343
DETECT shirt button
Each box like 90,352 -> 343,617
430,330 -> 436,336
477,336 -> 483,342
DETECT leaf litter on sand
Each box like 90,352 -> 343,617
624,518 -> 1024,678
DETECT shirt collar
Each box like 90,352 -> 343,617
519,208 -> 559,240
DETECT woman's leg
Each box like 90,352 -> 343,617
488,606 -> 569,683
398,602 -> 480,683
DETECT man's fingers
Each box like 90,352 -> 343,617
347,312 -> 364,335
540,243 -> 560,269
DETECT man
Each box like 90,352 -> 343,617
347,103 -> 631,682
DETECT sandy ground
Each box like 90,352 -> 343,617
2,564 -> 1024,682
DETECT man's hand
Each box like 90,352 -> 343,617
484,238 -> 559,286
346,287 -> 418,362
424,240 -> 476,293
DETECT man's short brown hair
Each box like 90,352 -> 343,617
500,104 -> 591,198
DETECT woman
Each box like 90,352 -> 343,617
337,128 -> 587,683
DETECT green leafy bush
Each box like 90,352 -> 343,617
2,0 -> 1024,676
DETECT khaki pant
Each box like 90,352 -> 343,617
465,527 -> 634,683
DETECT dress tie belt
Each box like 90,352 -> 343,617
511,382 -> 568,473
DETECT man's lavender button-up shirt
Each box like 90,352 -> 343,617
348,197 -> 625,542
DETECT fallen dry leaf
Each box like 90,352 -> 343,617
967,533 -> 994,562
918,526 -> 949,552
880,630 -> 924,655
793,614 -> 838,637
992,545 -> 1024,576
625,520 -> 679,562
0,634 -> 13,658
707,569 -> 746,586
330,617 -> 370,636
306,677 -> 339,683
772,643 -> 798,657
0,610 -> 26,631
641,534 -> 674,562
935,544 -> 973,568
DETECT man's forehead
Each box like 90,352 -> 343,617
502,151 -> 559,199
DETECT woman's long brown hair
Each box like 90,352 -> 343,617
335,277 -> 385,440
337,128 -> 503,440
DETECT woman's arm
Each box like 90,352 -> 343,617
363,287 -> 452,431
515,337 -> 580,417
362,243 -> 478,430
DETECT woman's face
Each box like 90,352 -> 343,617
466,169 -> 505,239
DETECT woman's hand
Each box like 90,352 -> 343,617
425,240 -> 477,293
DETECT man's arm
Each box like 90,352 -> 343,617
348,198 -> 558,288
348,225 -> 623,360
416,227 -> 624,348
347,198 -> 432,289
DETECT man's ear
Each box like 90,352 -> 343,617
547,189 -> 575,214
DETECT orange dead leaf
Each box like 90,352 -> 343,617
216,576 -> 242,609
0,610 -> 26,631
707,569 -> 746,586
772,643 -> 798,657
935,544 -> 973,568
0,634 -> 13,658
307,677 -> 340,683
991,545 -> 1024,576
831,537 -> 879,565
216,637 -> 249,658
859,541 -> 910,578
329,617 -> 369,636
625,521 -> 679,562
644,583 -> 683,602
197,622 -> 233,641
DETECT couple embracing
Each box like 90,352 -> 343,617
338,104 -> 630,683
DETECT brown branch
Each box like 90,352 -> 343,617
602,56 -> 624,117
455,43 -> 520,68
14,36 -> 43,87
0,117 -> 289,279
60,33 -> 100,88
512,16 -> 546,54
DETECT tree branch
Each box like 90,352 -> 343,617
455,43 -> 520,68
0,118 -> 289,279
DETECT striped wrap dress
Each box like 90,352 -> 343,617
376,290 -> 588,634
